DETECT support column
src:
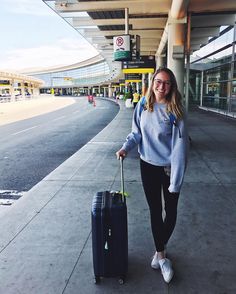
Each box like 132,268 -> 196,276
10,79 -> 15,101
185,13 -> 191,111
21,81 -> 25,99
108,84 -> 112,98
33,86 -> 40,96
200,71 -> 204,107
148,73 -> 152,85
167,22 -> 185,97
142,73 -> 148,96
229,23 -> 236,112
88,87 -> 91,95
156,55 -> 165,69
125,8 -> 129,35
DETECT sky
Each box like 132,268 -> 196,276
0,0 -> 99,73
1,1 -> 233,73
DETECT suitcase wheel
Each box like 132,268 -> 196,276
118,276 -> 125,285
94,276 -> 101,284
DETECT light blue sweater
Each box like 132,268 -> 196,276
121,101 -> 189,193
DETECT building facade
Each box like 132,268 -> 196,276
190,26 -> 236,117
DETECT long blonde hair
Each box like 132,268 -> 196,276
145,67 -> 184,119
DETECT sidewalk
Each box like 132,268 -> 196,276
0,99 -> 235,294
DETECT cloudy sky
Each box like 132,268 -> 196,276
0,0 -> 98,72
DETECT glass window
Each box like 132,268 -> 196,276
192,27 -> 234,60
220,63 -> 231,80
33,60 -> 110,87
219,81 -> 230,97
230,98 -> 236,112
233,60 -> 236,79
232,80 -> 236,97
203,82 -> 219,97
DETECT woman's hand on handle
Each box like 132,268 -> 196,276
116,149 -> 127,160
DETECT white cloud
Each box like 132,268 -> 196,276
0,0 -> 100,72
0,38 -> 98,72
2,0 -> 53,16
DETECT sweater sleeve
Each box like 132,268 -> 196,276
169,113 -> 189,193
121,102 -> 142,152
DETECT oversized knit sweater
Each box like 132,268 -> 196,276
121,101 -> 189,193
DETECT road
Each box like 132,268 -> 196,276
0,97 -> 119,205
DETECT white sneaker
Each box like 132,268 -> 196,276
151,252 -> 160,269
159,258 -> 174,283
151,249 -> 167,270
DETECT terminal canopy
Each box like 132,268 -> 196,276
44,0 -> 235,60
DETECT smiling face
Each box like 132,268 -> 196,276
152,71 -> 172,103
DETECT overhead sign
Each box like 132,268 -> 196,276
125,73 -> 142,81
123,68 -> 155,74
122,55 -> 156,69
122,56 -> 156,74
0,80 -> 10,85
113,35 -> 131,61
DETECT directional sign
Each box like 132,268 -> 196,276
122,55 -> 156,69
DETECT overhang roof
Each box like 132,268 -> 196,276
43,0 -> 236,81
0,71 -> 44,86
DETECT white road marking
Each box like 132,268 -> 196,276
11,125 -> 38,136
52,115 -> 66,121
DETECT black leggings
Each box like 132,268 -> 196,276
140,159 -> 179,252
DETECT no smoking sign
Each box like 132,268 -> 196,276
113,35 -> 131,61
116,37 -> 124,47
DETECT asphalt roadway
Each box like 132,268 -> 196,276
0,98 -> 235,294
0,96 -> 119,192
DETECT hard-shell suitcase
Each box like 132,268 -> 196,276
91,159 -> 128,284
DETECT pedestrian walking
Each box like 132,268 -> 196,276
132,90 -> 140,108
116,67 -> 189,283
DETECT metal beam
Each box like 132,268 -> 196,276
73,17 -> 167,28
55,0 -> 172,14
81,29 -> 163,38
156,0 -> 189,56
189,0 -> 236,13
191,27 -> 220,38
191,14 -> 236,27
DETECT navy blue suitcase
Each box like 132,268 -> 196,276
91,160 -> 128,284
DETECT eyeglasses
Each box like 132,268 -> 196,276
154,79 -> 171,87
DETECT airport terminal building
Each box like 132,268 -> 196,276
0,71 -> 43,102
25,25 -> 236,118
3,1 -> 236,118
1,2 -> 236,292
30,1 -> 236,118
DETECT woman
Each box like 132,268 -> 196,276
116,67 -> 189,283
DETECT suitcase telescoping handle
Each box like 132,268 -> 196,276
120,157 -> 125,202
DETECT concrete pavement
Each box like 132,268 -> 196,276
0,98 -> 235,293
